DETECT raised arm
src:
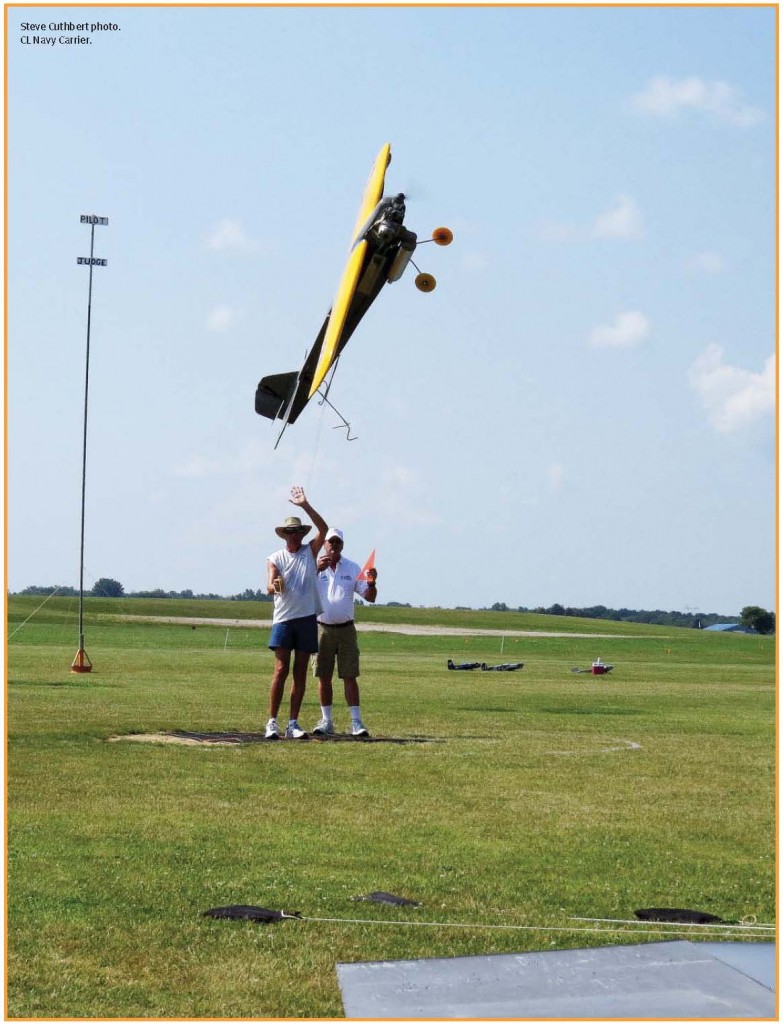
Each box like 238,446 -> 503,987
289,485 -> 328,554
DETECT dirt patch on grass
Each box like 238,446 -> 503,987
108,730 -> 439,746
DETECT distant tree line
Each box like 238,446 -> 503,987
486,602 -> 775,633
11,582 -> 773,632
14,579 -> 273,603
528,603 -> 727,628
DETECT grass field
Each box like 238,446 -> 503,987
6,596 -> 776,1018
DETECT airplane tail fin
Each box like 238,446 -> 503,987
255,372 -> 298,421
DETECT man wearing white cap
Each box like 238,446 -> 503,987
312,527 -> 378,738
265,486 -> 328,740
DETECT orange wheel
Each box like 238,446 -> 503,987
415,273 -> 436,292
432,227 -> 453,246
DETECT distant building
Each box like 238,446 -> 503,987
704,623 -> 758,634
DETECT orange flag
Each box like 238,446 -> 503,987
356,549 -> 376,581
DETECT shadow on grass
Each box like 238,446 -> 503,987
8,678 -> 119,688
454,706 -> 520,713
542,706 -> 643,716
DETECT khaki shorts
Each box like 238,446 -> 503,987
315,622 -> 360,679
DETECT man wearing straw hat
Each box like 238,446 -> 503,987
265,485 -> 328,740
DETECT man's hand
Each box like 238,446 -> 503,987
317,553 -> 331,572
367,568 -> 378,583
289,485 -> 307,507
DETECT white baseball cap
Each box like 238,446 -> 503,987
325,527 -> 344,542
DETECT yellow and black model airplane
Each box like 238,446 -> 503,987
255,143 -> 452,446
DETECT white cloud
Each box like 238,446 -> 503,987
207,305 -> 237,332
593,195 -> 644,239
588,311 -> 650,349
173,455 -> 223,479
372,466 -> 441,527
538,196 -> 642,244
537,220 -> 575,243
174,440 -> 279,481
687,251 -> 727,274
688,344 -> 775,433
631,76 -> 764,128
207,218 -> 261,252
460,251 -> 489,272
547,463 -> 565,491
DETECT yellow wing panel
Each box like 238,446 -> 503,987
351,142 -> 391,242
308,239 -> 367,398
307,145 -> 392,399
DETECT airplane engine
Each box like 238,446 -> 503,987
374,220 -> 398,245
386,230 -> 418,282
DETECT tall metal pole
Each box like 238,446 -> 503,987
72,214 -> 108,674
77,223 -> 94,652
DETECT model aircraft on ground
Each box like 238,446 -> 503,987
446,660 -> 524,672
571,658 -> 614,675
255,143 -> 452,446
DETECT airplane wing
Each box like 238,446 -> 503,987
308,240 -> 367,399
308,143 -> 392,399
350,143 -> 393,243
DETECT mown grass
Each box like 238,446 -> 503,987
7,593 -> 687,634
6,598 -> 776,1018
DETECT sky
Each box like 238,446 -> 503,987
6,3 -> 777,616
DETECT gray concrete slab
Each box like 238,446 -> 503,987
697,942 -> 776,992
337,940 -> 776,1019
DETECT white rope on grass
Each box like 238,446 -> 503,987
570,916 -> 774,932
7,586 -> 63,640
297,915 -> 772,939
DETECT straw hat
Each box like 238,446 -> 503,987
275,515 -> 311,539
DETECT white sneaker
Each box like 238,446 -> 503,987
265,719 -> 279,740
312,717 -> 335,737
285,720 -> 308,740
351,719 -> 370,739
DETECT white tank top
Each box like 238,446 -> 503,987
268,544 -> 322,623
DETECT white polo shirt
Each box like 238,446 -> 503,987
316,555 -> 370,624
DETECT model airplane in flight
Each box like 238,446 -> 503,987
255,143 -> 452,446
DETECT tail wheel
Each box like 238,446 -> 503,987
415,273 -> 436,292
432,227 -> 453,246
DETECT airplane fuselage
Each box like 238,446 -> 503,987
255,193 -> 417,426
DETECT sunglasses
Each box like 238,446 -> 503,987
327,538 -> 343,545
283,527 -> 305,535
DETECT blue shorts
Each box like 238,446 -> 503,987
268,615 -> 319,654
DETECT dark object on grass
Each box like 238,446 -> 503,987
351,891 -> 422,907
635,907 -> 727,924
480,662 -> 524,672
447,659 -> 482,671
203,905 -> 302,923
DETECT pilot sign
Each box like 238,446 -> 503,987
78,212 -> 108,266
